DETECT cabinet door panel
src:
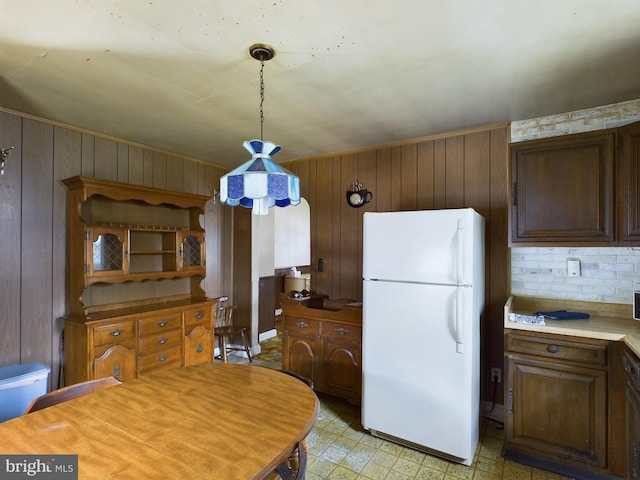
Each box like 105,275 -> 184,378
619,121 -> 640,242
510,132 -> 615,243
285,335 -> 317,384
184,325 -> 213,366
322,341 -> 361,400
507,356 -> 607,467
93,344 -> 136,382
627,382 -> 640,480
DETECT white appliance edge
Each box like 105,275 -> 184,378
361,208 -> 485,466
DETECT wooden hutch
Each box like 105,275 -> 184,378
62,176 -> 216,386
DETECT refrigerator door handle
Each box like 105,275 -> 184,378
455,287 -> 463,353
456,219 -> 464,285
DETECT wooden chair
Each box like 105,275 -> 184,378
275,370 -> 314,480
23,376 -> 121,414
214,297 -> 252,364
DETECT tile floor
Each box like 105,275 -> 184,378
233,323 -> 574,480
304,393 -> 572,480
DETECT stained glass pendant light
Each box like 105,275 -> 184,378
220,44 -> 300,215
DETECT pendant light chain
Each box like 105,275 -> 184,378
259,58 -> 265,141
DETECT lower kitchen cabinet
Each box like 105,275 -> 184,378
281,296 -> 362,404
504,330 -> 614,479
624,347 -> 640,479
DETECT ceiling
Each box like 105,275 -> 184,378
1,1 -> 639,169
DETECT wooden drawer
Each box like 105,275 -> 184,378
137,345 -> 182,375
137,313 -> 182,336
506,333 -> 608,366
93,321 -> 135,348
322,322 -> 362,343
284,316 -> 320,336
184,306 -> 212,328
138,329 -> 183,354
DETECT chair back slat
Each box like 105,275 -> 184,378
214,304 -> 236,329
24,376 -> 121,414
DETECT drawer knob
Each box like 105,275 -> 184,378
295,321 -> 309,329
547,345 -> 559,354
157,320 -> 168,327
158,337 -> 168,345
110,329 -> 123,337
195,312 -> 204,320
113,366 -> 121,377
196,342 -> 203,353
157,354 -> 168,362
335,328 -> 349,336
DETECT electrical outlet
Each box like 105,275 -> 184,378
491,367 -> 501,383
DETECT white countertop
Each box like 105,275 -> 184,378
504,296 -> 640,357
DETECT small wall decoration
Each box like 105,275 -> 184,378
346,181 -> 373,208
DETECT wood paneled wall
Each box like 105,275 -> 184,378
0,104 -> 509,404
0,109 -> 231,389
282,124 -> 510,403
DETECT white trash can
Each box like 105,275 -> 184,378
0,362 -> 51,421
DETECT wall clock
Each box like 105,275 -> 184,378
346,182 -> 372,208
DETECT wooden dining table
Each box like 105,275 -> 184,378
0,364 -> 319,479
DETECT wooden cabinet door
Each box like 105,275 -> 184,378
626,382 -> 640,480
178,231 -> 206,273
319,321 -> 361,402
618,121 -> 640,243
510,131 -> 615,244
506,354 -> 608,468
320,339 -> 361,402
86,226 -> 129,283
184,325 -> 213,366
283,332 -> 318,386
93,344 -> 136,382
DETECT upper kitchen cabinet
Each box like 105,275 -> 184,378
510,120 -> 640,246
618,121 -> 640,243
510,129 -> 615,245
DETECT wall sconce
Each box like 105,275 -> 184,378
1,146 -> 14,176
346,181 -> 373,208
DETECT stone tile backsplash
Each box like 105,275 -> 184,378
509,99 -> 640,305
510,247 -> 640,304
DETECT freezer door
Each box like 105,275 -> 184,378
361,280 -> 479,464
363,209 -> 482,286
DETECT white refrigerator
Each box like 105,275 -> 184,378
361,208 -> 484,466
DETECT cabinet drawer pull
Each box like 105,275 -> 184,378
157,337 -> 168,345
157,320 -> 168,327
547,345 -> 559,354
195,312 -> 204,320
295,321 -> 309,329
110,329 -> 123,337
196,342 -> 203,353
335,328 -> 349,336
157,354 -> 168,362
